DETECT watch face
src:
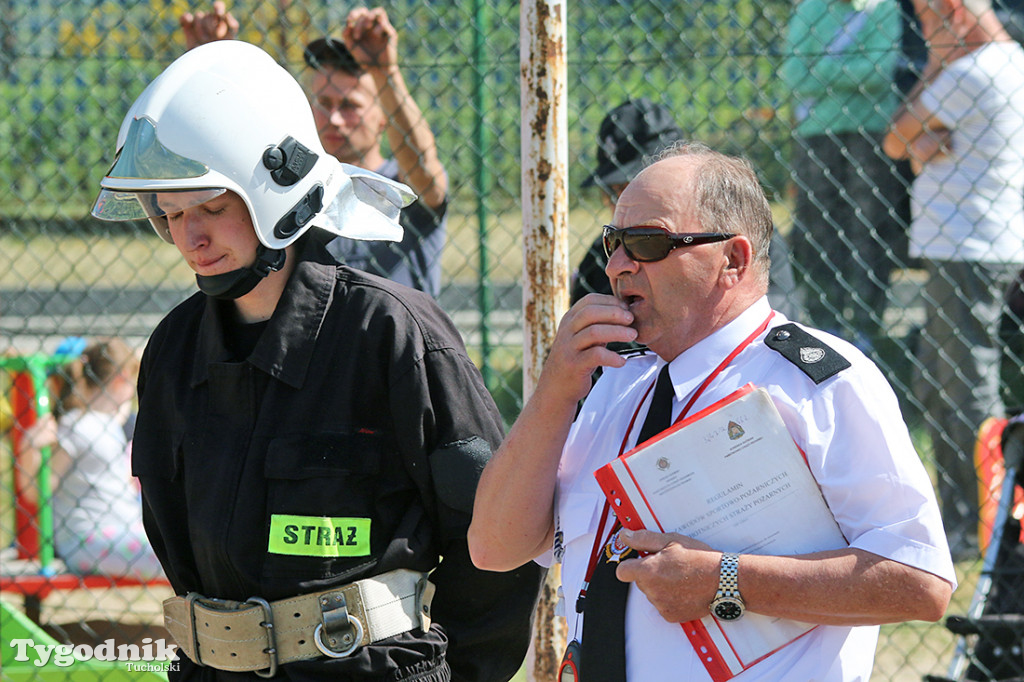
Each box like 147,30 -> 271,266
713,598 -> 744,621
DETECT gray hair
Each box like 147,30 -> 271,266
649,141 -> 773,287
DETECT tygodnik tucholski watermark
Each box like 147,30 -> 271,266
8,637 -> 180,670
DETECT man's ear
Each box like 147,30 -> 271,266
721,236 -> 753,286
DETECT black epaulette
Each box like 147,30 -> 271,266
764,323 -> 851,384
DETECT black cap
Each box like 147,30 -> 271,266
581,98 -> 685,188
303,37 -> 362,74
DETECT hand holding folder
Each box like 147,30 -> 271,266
594,384 -> 848,682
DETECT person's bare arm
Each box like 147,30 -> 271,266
344,7 -> 447,210
15,415 -> 63,507
468,294 -> 638,571
884,59 -> 951,170
617,529 -> 952,626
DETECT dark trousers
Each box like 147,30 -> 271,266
917,259 -> 1018,559
790,132 -> 909,345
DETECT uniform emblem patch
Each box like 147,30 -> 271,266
604,529 -> 635,563
799,347 -> 826,364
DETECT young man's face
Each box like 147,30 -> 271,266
158,190 -> 260,277
309,68 -> 386,166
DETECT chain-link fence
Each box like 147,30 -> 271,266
3,0 -> 1024,680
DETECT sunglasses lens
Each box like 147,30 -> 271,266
624,233 -> 671,262
602,230 -> 619,258
605,229 -> 669,262
603,228 -> 732,262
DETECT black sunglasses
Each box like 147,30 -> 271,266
602,225 -> 736,262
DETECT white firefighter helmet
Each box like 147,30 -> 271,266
91,40 -> 413,251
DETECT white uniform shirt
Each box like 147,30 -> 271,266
913,41 -> 1024,264
545,298 -> 956,681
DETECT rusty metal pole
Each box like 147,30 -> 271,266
521,1 -> 570,680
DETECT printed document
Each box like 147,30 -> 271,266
594,384 -> 847,682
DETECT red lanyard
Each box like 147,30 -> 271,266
578,311 -> 775,593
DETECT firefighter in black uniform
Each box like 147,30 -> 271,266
91,40 -> 543,681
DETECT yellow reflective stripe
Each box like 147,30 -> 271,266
267,515 -> 371,557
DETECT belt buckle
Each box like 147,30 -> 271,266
245,596 -> 279,678
183,592 -> 206,667
314,591 -> 364,658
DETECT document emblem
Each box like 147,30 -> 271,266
727,421 -> 745,440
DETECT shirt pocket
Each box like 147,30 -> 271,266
261,430 -> 393,583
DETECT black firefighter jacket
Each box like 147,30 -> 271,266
132,238 -> 544,682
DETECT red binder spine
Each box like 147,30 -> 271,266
680,620 -> 734,682
593,465 -> 646,531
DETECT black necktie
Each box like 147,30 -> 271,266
580,364 -> 674,681
636,364 -> 675,445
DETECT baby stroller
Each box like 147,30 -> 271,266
926,269 -> 1024,682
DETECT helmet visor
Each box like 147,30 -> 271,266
108,116 -> 209,181
92,116 -> 220,222
92,188 -> 227,222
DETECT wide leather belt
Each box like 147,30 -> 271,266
163,569 -> 434,677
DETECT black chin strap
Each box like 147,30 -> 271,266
196,246 -> 286,300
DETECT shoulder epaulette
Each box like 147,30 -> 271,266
764,323 -> 851,384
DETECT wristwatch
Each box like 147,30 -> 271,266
710,552 -> 745,621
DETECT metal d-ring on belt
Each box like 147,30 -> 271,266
163,569 -> 435,677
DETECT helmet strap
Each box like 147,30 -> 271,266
195,245 -> 286,300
